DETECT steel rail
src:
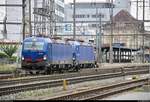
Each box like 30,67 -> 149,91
0,74 -> 13,80
0,4 -> 23,7
81,79 -> 148,100
0,72 -> 122,96
45,78 -> 148,100
0,64 -> 148,80
0,66 -> 148,87
0,69 -> 149,96
0,65 -> 149,87
0,67 -> 124,86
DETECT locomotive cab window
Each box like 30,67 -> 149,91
23,42 -> 45,50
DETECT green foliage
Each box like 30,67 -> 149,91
0,44 -> 18,58
0,52 -> 8,58
9,56 -> 17,62
0,64 -> 16,73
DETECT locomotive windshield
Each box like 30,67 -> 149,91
23,41 -> 44,50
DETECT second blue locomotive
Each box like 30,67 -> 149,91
21,36 -> 97,74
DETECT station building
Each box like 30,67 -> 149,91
103,10 -> 143,49
61,0 -> 131,42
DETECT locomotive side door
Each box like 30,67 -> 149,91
47,43 -> 52,63
75,45 -> 80,60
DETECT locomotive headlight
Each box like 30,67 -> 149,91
43,55 -> 47,60
22,56 -> 24,60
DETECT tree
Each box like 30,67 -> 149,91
0,44 -> 18,58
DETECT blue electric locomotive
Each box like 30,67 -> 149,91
21,37 -> 97,74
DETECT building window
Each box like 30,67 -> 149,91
55,15 -> 63,22
59,0 -> 64,2
92,15 -> 97,18
72,14 -> 87,18
56,4 -> 64,13
92,14 -> 104,18
89,24 -> 99,28
87,14 -> 90,18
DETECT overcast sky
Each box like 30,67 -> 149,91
0,0 -> 150,28
65,0 -> 107,3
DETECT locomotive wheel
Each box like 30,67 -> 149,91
47,67 -> 54,74
58,69 -> 64,74
76,68 -> 79,72
44,67 -> 49,75
29,71 -> 34,75
58,65 -> 64,73
74,66 -> 79,72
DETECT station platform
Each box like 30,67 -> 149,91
97,63 -> 150,69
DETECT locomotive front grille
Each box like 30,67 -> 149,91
22,60 -> 47,68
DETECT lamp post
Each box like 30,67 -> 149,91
109,0 -> 113,64
73,0 -> 76,40
142,0 -> 145,63
98,9 -> 102,64
29,0 -> 32,36
22,0 -> 26,40
149,42 -> 150,85
94,3 -> 101,64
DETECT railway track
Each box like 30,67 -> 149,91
0,65 -> 149,87
44,78 -> 148,100
0,74 -> 13,79
0,69 -> 149,96
0,64 -> 149,80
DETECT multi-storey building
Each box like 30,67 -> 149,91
3,0 -> 22,40
0,0 -> 65,41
